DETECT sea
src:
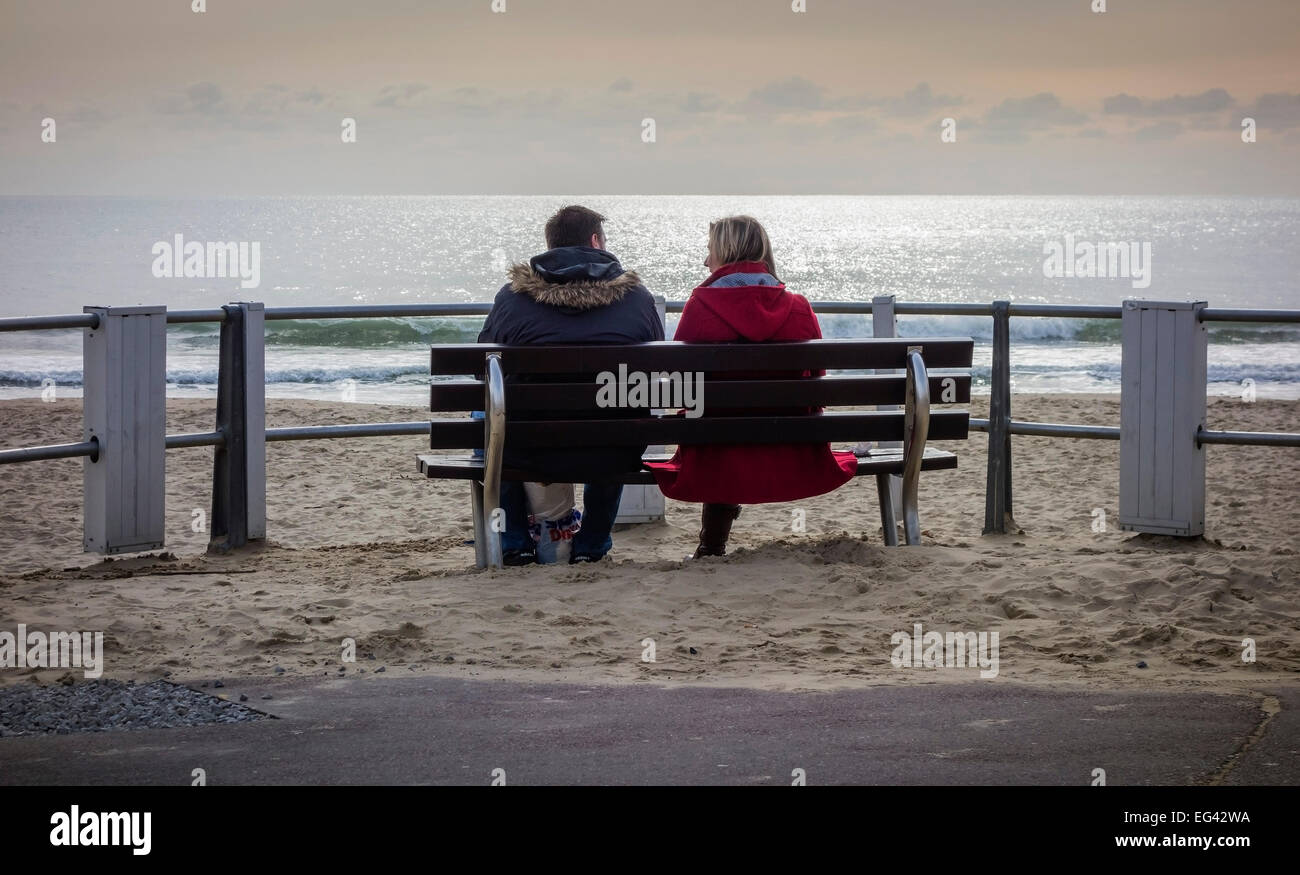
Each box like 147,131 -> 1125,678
1,195 -> 1297,405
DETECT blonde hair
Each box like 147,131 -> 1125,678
708,215 -> 778,279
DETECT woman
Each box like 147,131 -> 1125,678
647,216 -> 858,558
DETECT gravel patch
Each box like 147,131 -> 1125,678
0,680 -> 268,737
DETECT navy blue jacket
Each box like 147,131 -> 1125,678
478,246 -> 664,479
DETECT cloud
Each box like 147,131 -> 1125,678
1246,92 -> 1300,130
66,106 -> 114,127
157,82 -> 228,116
968,92 -> 1087,141
682,91 -> 723,114
1103,88 -> 1234,116
740,78 -> 964,123
877,82 -> 963,117
745,76 -> 826,112
983,92 -> 1087,129
374,82 -> 431,109
1133,121 -> 1183,141
824,114 -> 880,139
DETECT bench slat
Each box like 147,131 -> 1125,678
417,449 -> 959,483
428,410 -> 969,449
431,338 -> 974,376
430,373 -> 971,412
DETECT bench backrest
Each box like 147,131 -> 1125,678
428,338 -> 973,449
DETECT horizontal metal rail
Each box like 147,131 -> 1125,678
0,438 -> 99,464
264,304 -> 492,320
970,418 -> 1121,440
0,313 -> 100,332
5,302 -> 1300,331
967,419 -> 1300,446
2,423 -> 424,461
1200,308 -> 1300,323
167,431 -> 224,449
168,309 -> 229,324
266,422 -> 430,442
1198,428 -> 1300,447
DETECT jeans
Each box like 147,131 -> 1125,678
497,480 -> 624,561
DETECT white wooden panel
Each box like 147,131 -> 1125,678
1153,308 -> 1176,520
83,306 -> 167,554
1119,300 -> 1206,537
1137,308 -> 1157,519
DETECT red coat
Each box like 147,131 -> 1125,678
646,262 -> 858,504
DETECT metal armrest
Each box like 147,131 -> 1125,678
482,353 -> 506,569
901,348 -> 931,545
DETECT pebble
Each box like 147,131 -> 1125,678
375,666 -> 386,673
0,680 -> 265,737
1136,661 -> 1148,669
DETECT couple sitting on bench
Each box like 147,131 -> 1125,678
478,205 -> 858,566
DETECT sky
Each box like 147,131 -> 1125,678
1,0 -> 1298,195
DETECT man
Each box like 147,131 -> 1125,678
478,205 -> 663,565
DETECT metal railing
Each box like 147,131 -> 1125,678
2,299 -> 1298,547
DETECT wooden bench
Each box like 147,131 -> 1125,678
419,338 -> 974,567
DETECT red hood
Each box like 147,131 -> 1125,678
689,263 -> 794,342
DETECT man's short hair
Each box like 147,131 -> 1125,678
545,205 -> 606,249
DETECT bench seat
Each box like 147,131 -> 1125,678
417,448 -> 958,485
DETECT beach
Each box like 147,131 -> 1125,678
1,394 -> 1296,693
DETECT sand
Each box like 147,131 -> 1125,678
0,395 -> 1297,693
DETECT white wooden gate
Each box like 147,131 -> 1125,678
82,305 -> 167,553
1119,300 -> 1208,537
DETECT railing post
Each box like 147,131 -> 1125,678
210,302 -> 265,552
983,300 -> 1014,534
1119,300 -> 1207,536
82,305 -> 167,554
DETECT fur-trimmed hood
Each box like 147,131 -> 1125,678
508,246 -> 643,311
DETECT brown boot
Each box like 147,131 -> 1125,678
693,503 -> 741,558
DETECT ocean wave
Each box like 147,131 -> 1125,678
171,317 -> 484,348
820,314 -> 1300,345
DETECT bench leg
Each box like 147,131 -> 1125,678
470,480 -> 487,569
876,474 -> 899,546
